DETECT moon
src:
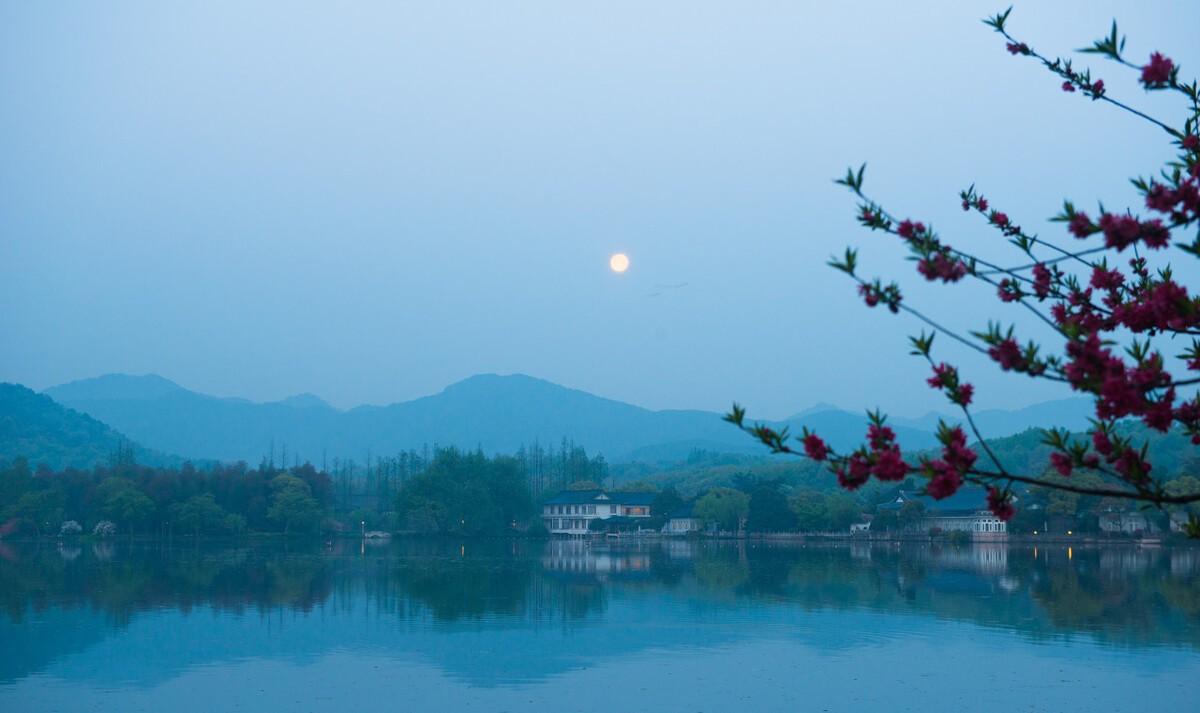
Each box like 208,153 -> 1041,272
609,253 -> 630,273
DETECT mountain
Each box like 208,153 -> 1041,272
45,373 -> 750,464
42,372 -> 1091,466
0,383 -> 182,470
886,398 -> 1093,437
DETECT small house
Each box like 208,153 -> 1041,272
666,502 -> 702,534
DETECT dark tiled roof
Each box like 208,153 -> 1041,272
609,491 -> 657,506
542,489 -> 658,507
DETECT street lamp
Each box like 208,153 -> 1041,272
361,520 -> 365,537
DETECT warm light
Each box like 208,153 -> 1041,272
1067,530 -> 1072,535
1068,546 -> 1073,560
609,253 -> 630,273
1033,530 -> 1038,535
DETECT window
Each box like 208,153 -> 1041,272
610,505 -> 617,513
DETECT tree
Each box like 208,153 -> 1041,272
618,480 -> 658,493
170,493 -> 230,536
728,8 -> 1200,536
267,475 -> 322,535
694,488 -> 749,533
746,482 -> 797,532
11,489 -> 63,537
872,508 -> 898,532
898,500 -> 926,532
651,487 -> 684,523
394,448 -> 533,535
96,478 -> 154,535
790,489 -> 828,532
824,493 -> 862,532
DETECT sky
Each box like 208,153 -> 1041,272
2,1 -> 1199,419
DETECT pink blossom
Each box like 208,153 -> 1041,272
1140,52 -> 1174,87
1049,452 -> 1073,476
838,453 -> 872,490
896,220 -> 925,239
1068,211 -> 1094,238
987,488 -> 1015,521
871,446 -> 910,481
868,423 -> 896,450
802,433 -> 829,461
998,279 -> 1022,303
926,463 -> 962,499
1089,266 -> 1124,291
1032,263 -> 1052,299
988,339 -> 1024,372
917,254 -> 967,282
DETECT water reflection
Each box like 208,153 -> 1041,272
0,539 -> 1197,689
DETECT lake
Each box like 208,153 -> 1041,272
1,538 -> 1197,712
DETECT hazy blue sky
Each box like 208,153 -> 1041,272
3,1 -> 1198,418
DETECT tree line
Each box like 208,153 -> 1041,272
0,440 -> 610,538
0,456 -> 333,538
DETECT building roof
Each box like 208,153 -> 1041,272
877,488 -> 991,514
609,491 -> 656,506
543,489 -> 658,507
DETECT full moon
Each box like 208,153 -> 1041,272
609,253 -> 630,273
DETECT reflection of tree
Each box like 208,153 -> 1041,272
693,549 -> 748,592
2,539 -> 1199,657
0,542 -> 333,625
393,545 -> 534,621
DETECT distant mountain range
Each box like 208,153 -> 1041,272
35,372 -> 1094,467
0,383 -> 184,470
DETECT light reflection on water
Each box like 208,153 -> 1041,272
1,539 -> 1198,711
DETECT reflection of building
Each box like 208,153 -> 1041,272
928,543 -> 1009,575
540,539 -> 652,577
542,490 -> 656,535
666,503 -> 702,534
878,489 -> 1007,538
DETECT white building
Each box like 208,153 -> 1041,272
879,489 -> 1007,538
542,489 -> 656,535
666,503 -> 703,535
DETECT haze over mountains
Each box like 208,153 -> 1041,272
34,373 -> 1093,467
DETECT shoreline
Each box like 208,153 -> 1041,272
3,531 -> 1193,546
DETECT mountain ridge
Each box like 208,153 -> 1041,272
42,372 -> 1093,465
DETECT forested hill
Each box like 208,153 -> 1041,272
0,383 -> 183,470
43,372 -> 1093,466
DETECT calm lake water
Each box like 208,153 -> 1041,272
1,538 -> 1198,712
